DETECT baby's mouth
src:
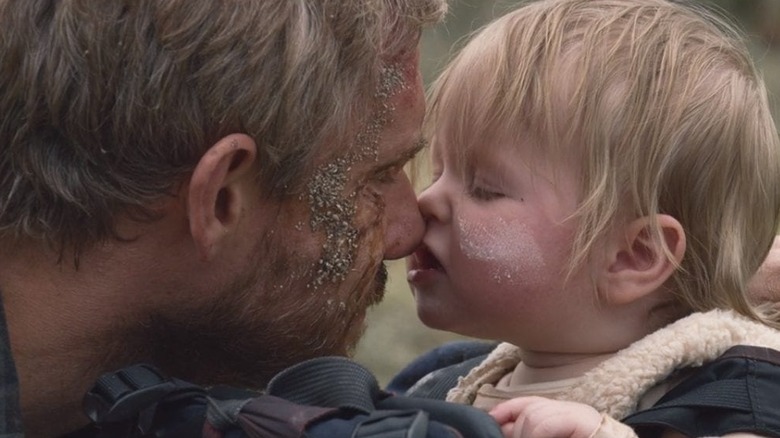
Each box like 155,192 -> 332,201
411,244 -> 443,272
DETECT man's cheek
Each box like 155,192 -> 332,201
354,186 -> 386,258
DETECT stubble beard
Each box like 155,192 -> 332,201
136,237 -> 389,390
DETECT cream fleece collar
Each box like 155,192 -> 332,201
446,309 -> 780,419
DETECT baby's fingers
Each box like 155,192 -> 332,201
501,422 -> 516,438
489,397 -> 602,438
489,395 -> 542,423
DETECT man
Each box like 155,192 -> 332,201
0,0 -> 445,436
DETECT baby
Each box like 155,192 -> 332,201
403,0 -> 780,436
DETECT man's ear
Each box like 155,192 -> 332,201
599,214 -> 686,306
187,133 -> 258,261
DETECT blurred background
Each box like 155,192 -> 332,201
354,0 -> 780,386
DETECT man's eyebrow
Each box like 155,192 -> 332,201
378,137 -> 427,171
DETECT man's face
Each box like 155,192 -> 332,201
150,52 -> 426,388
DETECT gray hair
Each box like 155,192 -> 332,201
0,0 -> 447,256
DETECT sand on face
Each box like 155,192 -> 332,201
458,217 -> 545,285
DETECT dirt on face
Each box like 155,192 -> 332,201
305,64 -> 408,288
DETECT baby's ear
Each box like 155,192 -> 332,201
599,215 -> 686,305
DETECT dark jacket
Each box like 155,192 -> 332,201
0,297 -> 23,437
390,311 -> 780,438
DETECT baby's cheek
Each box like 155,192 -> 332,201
457,218 -> 548,287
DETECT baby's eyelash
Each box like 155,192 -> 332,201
469,185 -> 504,201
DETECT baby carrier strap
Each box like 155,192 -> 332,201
265,355 -> 381,412
266,356 -> 503,438
83,363 -> 211,438
388,340 -> 498,400
623,345 -> 780,438
83,357 -> 504,438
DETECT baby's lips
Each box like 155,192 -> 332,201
407,244 -> 445,285
411,244 -> 443,271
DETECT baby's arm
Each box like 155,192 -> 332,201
489,397 -> 636,438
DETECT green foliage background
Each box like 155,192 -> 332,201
354,0 -> 780,386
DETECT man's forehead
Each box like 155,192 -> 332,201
362,64 -> 422,160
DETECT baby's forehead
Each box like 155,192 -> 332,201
430,121 -> 573,181
427,69 -> 577,165
430,89 -> 570,148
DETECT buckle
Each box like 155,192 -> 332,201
83,364 -> 176,424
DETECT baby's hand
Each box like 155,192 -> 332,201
489,396 -> 602,438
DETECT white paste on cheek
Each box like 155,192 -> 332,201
458,217 -> 545,285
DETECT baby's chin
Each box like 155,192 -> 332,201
409,292 -> 455,332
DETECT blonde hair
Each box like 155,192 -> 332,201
427,0 -> 780,327
0,0 -> 446,257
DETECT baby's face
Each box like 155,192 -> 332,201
407,129 -> 601,349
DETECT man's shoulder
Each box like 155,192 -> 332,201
79,356 -> 504,437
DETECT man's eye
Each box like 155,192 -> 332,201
373,167 -> 400,184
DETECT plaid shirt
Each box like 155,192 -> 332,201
0,297 -> 23,437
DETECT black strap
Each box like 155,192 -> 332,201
351,410 -> 430,438
379,395 -> 503,438
83,364 -> 206,438
266,356 -> 503,438
266,356 -> 382,414
81,357 -> 504,438
624,346 -> 780,438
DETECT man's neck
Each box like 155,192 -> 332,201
0,241 -> 148,437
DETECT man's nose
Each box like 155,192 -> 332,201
383,172 -> 425,260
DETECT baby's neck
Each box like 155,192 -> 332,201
510,350 -> 615,385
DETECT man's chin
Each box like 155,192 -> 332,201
367,262 -> 389,306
